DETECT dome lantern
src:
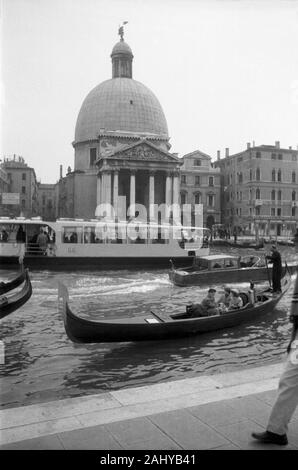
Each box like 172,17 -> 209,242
111,23 -> 133,79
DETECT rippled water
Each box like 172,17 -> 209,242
0,245 -> 297,409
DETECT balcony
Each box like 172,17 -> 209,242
254,199 -> 263,206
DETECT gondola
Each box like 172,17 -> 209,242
59,270 -> 291,343
0,265 -> 26,295
0,269 -> 32,320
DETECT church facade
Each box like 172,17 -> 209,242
59,29 -> 181,221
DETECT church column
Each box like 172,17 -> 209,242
96,174 -> 102,206
149,171 -> 155,221
101,170 -> 112,217
129,170 -> 136,217
165,172 -> 172,220
172,172 -> 180,223
113,170 -> 119,217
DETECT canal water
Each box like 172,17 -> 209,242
0,245 -> 297,409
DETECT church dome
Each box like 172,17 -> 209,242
74,77 -> 169,143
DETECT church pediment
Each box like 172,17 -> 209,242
106,141 -> 179,163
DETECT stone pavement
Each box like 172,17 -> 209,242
1,362 -> 298,450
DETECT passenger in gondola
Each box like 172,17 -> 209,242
188,288 -> 219,317
217,287 -> 231,313
228,289 -> 243,310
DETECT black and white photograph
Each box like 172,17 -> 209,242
0,0 -> 298,454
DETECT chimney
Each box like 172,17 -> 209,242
252,140 -> 255,147
59,165 -> 63,179
275,141 -> 280,149
225,148 -> 229,158
247,142 -> 251,150
289,146 -> 292,150
217,150 -> 220,161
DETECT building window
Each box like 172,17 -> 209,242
22,173 -> 26,181
271,207 -> 275,216
256,188 -> 261,199
271,153 -> 276,160
195,176 -> 200,186
238,172 -> 243,184
208,176 -> 214,187
278,153 -> 283,160
292,190 -> 296,201
271,190 -> 276,201
278,190 -> 282,201
249,169 -> 252,181
208,194 -> 215,207
42,195 -> 46,206
22,199 -> 26,208
89,148 -> 97,167
22,186 -> 26,194
292,207 -> 296,217
256,151 -> 261,159
256,206 -> 260,216
292,172 -> 296,183
277,169 -> 282,182
272,169 -> 276,182
277,208 -> 282,216
181,175 -> 186,184
292,154 -> 297,162
180,193 -> 187,205
256,168 -> 261,181
237,157 -> 243,163
194,193 -> 201,204
194,159 -> 202,166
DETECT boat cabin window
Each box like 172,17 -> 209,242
224,258 -> 238,268
62,227 -> 83,244
210,259 -> 224,269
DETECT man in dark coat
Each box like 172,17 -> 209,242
266,245 -> 282,293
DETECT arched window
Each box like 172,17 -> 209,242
271,190 -> 276,201
277,169 -> 282,182
272,169 -> 276,182
292,172 -> 296,183
256,188 -> 261,199
194,193 -> 201,204
256,168 -> 261,181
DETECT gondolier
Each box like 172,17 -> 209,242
252,273 -> 298,446
266,245 -> 282,293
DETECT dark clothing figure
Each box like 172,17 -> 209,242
266,247 -> 282,293
16,226 -> 26,243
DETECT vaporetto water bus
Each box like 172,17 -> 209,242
0,217 -> 209,270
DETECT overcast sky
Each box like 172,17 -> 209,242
1,0 -> 298,183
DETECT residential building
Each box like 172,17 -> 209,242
214,142 -> 298,237
0,155 -> 38,218
180,150 -> 221,229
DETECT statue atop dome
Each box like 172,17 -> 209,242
118,21 -> 128,41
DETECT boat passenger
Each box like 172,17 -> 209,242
217,287 -> 231,313
37,228 -> 48,255
0,228 -> 8,242
228,289 -> 243,310
188,288 -> 220,317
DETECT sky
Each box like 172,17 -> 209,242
1,0 -> 298,183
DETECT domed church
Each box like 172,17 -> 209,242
71,26 -> 181,220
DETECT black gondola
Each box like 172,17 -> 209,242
59,270 -> 292,344
0,266 -> 26,295
0,269 -> 32,320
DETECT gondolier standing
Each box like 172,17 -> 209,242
266,245 -> 282,293
252,273 -> 298,446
